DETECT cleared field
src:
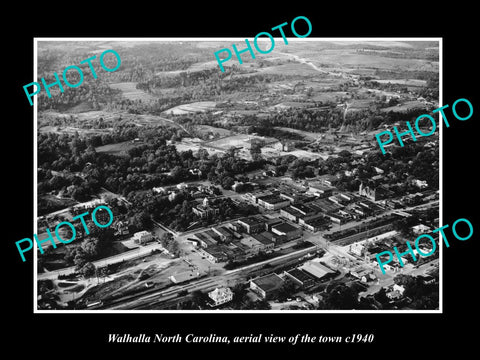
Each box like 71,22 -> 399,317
257,62 -> 327,76
205,134 -> 278,150
374,79 -> 427,87
174,138 -> 225,156
110,82 -> 157,101
308,52 -> 438,72
163,101 -> 217,115
274,127 -> 322,141
95,141 -> 144,156
380,100 -> 427,113
38,125 -> 111,136
193,125 -> 232,137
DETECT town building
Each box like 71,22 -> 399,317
212,226 -> 234,242
193,197 -> 220,218
280,206 -> 303,222
271,223 -> 303,241
359,183 -> 393,202
250,273 -> 285,299
198,245 -> 231,263
317,174 -> 337,187
349,243 -> 365,257
133,230 -> 154,245
308,183 -> 334,198
283,268 -> 315,288
263,216 -> 283,231
251,233 -> 275,252
208,287 -> 233,307
235,236 -> 266,257
300,217 -> 328,232
412,179 -> 428,189
257,195 -> 291,210
237,216 -> 266,234
114,220 -> 129,236
299,260 -> 334,279
193,231 -> 218,248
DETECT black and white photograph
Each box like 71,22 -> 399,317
33,38 -> 441,312
5,5 -> 478,355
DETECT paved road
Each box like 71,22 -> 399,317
358,258 -> 439,297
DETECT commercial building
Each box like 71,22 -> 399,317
237,216 -> 266,234
299,260 -> 334,280
280,206 -> 303,222
271,223 -> 303,241
198,245 -> 229,263
250,273 -> 285,299
359,183 -> 393,202
263,216 -> 283,231
284,268 -> 315,288
234,236 -> 266,257
298,214 -> 326,232
308,183 -> 334,198
257,195 -> 291,210
212,226 -> 234,242
251,233 -> 275,252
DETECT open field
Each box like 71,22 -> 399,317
374,79 -> 427,87
110,82 -> 157,101
192,125 -> 233,137
95,140 -> 144,156
163,101 -> 217,115
205,134 -> 279,151
39,110 -> 181,130
274,127 -> 322,141
380,100 -> 428,113
174,138 -> 225,156
38,125 -> 112,136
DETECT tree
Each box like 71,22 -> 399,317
322,284 -> 359,310
73,248 -> 88,270
277,281 -> 297,302
81,262 -> 96,278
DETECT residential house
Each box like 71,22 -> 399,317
208,287 -> 233,307
133,231 -> 154,245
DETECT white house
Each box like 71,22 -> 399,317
133,231 -> 154,245
208,287 -> 233,307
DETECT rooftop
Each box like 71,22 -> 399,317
260,195 -> 290,204
238,216 -> 265,226
272,222 -> 300,234
286,268 -> 314,283
299,260 -> 334,279
251,273 -> 284,292
251,232 -> 275,245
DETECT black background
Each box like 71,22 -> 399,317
5,3 -> 478,355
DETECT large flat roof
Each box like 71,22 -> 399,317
272,222 -> 300,234
251,273 -> 284,292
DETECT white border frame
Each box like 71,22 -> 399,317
33,37 -> 442,314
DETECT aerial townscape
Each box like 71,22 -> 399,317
36,39 -> 439,311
